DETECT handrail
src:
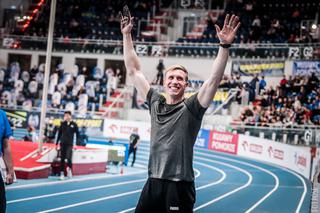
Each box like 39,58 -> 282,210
230,122 -> 320,131
1,34 -> 319,48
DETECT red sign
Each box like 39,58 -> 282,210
208,131 -> 238,155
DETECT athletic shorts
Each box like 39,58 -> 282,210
135,177 -> 195,213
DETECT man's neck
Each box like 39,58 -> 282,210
166,96 -> 184,105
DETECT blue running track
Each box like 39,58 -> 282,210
6,140 -> 312,212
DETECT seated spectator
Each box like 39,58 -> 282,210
23,125 -> 39,142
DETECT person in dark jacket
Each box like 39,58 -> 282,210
55,111 -> 79,180
127,129 -> 140,167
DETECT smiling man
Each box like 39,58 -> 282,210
120,5 -> 240,213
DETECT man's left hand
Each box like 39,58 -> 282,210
215,14 -> 241,44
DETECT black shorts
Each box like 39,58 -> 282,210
135,178 -> 195,213
0,175 -> 6,213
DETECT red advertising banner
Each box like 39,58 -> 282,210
208,131 -> 239,155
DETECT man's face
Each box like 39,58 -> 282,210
164,69 -> 188,99
64,113 -> 71,122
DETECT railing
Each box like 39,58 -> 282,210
230,122 -> 320,146
1,35 -> 319,59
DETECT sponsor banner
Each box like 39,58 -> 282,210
232,60 -> 285,76
103,119 -> 151,141
208,131 -> 238,155
293,61 -> 320,76
51,117 -> 104,130
3,109 -> 40,129
195,129 -> 210,148
4,109 -> 28,128
238,135 -> 311,178
311,147 -> 320,182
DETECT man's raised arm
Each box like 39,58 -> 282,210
120,6 -> 150,100
198,14 -> 240,108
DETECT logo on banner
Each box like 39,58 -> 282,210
268,146 -> 284,160
242,141 -> 249,151
109,124 -> 118,133
294,152 -> 307,169
209,131 -> 238,154
241,141 -> 262,154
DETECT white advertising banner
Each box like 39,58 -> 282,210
237,135 -> 311,179
311,147 -> 320,182
103,119 -> 151,141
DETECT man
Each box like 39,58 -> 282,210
56,111 -> 79,180
0,109 -> 14,213
120,5 -> 240,212
127,129 -> 140,167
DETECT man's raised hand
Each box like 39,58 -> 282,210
120,5 -> 134,35
215,14 -> 241,45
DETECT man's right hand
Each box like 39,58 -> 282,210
120,5 -> 134,35
5,170 -> 14,185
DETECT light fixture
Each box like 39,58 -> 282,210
311,24 -> 317,30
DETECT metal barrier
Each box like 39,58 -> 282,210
1,35 -> 319,59
230,123 -> 320,146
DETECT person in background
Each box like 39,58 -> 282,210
156,59 -> 165,85
127,129 -> 140,167
23,125 -> 39,142
56,111 -> 79,180
0,109 -> 14,213
77,126 -> 88,146
44,118 -> 57,143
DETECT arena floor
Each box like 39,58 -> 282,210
6,141 -> 312,213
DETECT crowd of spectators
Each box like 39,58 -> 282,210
0,62 -> 121,114
178,0 -> 319,44
15,0 -> 164,41
238,74 -> 320,126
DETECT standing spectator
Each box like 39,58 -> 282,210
0,109 -> 14,213
127,129 -> 140,167
55,111 -> 79,180
259,76 -> 267,94
155,59 -> 165,85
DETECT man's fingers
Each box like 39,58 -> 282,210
224,14 -> 230,27
228,15 -> 235,27
214,24 -> 221,33
123,5 -> 131,18
233,22 -> 241,32
231,16 -> 239,28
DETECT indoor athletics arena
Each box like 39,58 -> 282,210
0,0 -> 320,212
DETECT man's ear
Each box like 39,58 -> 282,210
185,81 -> 188,87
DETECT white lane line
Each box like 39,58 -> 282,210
194,168 -> 201,178
8,178 -> 146,204
118,207 -> 135,213
193,161 -> 226,190
7,170 -> 146,190
193,155 -> 253,211
36,189 -> 142,213
275,166 -> 307,213
195,149 -> 301,212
